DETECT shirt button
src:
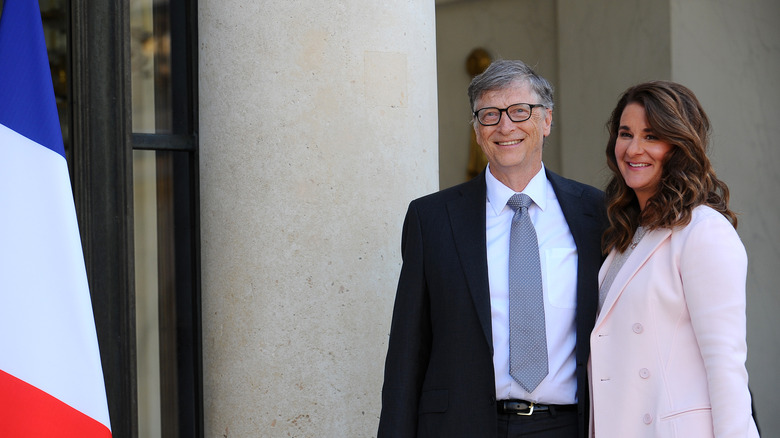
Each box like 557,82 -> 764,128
632,323 -> 644,334
643,413 -> 653,424
639,368 -> 651,379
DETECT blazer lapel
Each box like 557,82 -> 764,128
447,173 -> 493,351
595,228 -> 672,326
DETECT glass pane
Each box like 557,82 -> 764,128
133,149 -> 162,438
134,148 -> 192,437
131,0 -> 172,134
131,0 -> 173,434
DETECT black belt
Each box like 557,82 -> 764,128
497,400 -> 577,416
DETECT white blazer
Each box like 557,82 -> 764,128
589,205 -> 759,437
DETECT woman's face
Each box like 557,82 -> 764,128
614,102 -> 674,210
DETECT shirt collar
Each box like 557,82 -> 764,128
485,163 -> 549,216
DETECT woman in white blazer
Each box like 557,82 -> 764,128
589,81 -> 759,437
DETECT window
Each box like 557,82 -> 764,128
130,0 -> 201,435
35,0 -> 202,436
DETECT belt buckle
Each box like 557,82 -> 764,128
516,402 -> 535,416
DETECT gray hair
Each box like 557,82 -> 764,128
467,59 -> 554,113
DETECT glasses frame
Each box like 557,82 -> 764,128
473,103 -> 546,126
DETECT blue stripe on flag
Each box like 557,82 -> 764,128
0,0 -> 65,157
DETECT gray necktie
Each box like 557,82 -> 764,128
507,193 -> 548,392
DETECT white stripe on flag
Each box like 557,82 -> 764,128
0,123 -> 111,431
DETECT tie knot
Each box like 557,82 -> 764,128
507,193 -> 532,212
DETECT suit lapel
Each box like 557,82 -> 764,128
447,173 -> 493,351
547,170 -> 602,325
547,170 -> 597,247
595,228 -> 671,326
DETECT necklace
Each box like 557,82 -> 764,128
630,226 -> 647,249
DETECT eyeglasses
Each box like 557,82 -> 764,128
473,103 -> 545,126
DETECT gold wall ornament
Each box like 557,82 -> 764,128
466,47 -> 492,77
466,48 -> 492,180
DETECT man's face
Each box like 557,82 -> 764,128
473,82 -> 552,185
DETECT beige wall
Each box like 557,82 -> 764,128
557,0 -> 671,188
198,1 -> 438,436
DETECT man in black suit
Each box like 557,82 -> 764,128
378,60 -> 608,438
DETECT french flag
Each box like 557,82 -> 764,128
0,0 -> 112,436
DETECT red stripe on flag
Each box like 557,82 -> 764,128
0,369 -> 111,437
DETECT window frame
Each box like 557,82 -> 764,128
69,0 -> 201,436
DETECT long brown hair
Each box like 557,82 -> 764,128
602,81 -> 736,254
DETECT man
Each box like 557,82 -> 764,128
378,60 -> 607,437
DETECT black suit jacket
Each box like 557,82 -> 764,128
378,169 -> 607,438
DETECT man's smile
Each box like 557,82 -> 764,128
497,139 -> 523,146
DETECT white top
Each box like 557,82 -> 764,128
485,164 -> 579,404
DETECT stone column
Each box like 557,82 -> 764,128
198,1 -> 438,436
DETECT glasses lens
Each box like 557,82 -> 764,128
477,108 -> 501,125
506,104 -> 532,122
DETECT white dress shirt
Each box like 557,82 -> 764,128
485,164 -> 579,404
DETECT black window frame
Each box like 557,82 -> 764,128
69,1 -> 202,437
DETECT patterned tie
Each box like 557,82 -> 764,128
507,193 -> 548,392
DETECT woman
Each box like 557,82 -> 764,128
589,81 -> 759,437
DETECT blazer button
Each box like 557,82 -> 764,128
639,368 -> 651,379
632,323 -> 644,334
643,413 -> 653,424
